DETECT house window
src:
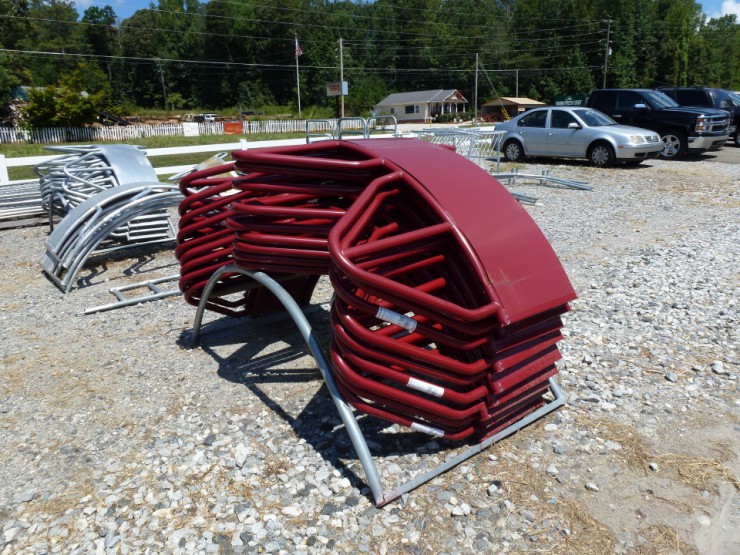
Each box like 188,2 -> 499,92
405,105 -> 420,115
390,107 -> 395,115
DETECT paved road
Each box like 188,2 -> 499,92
701,142 -> 740,164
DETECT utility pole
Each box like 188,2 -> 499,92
603,19 -> 612,89
339,38 -> 345,118
295,35 -> 302,119
474,53 -> 478,123
515,69 -> 519,98
156,58 -> 167,109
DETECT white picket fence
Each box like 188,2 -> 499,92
0,138 -> 312,185
0,119 -> 345,145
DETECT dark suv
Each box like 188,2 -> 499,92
658,87 -> 740,147
586,89 -> 731,159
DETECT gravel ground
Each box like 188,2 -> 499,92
0,154 -> 738,555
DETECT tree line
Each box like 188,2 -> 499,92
1,0 -> 738,126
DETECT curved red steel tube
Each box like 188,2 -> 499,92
176,140 -> 577,442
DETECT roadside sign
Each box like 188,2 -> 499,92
183,122 -> 200,137
326,81 -> 348,97
224,122 -> 243,135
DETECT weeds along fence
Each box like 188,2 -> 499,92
0,119 -> 345,145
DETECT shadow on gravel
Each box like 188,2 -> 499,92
177,309 -> 456,497
71,244 -> 179,291
508,157 -> 659,170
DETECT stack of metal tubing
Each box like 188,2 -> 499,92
176,139 -> 576,442
36,144 -> 172,243
177,161 -> 256,315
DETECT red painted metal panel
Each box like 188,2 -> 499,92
176,139 -> 577,442
346,139 -> 576,325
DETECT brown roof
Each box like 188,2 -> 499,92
481,97 -> 544,107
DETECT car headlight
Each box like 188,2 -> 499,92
629,135 -> 645,144
695,117 -> 705,132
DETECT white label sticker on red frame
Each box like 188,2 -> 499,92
376,306 -> 417,333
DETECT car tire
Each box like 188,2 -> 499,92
734,132 -> 740,148
659,130 -> 687,159
503,140 -> 524,162
587,142 -> 615,167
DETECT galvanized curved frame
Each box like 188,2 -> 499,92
35,144 -> 166,235
41,182 -> 183,292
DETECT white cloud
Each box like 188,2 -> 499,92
709,0 -> 740,18
721,0 -> 740,17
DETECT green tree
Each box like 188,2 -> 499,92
22,64 -> 107,126
0,55 -> 20,108
0,0 -> 32,102
81,5 -> 117,57
0,0 -> 31,47
653,0 -> 704,86
592,0 -> 661,88
19,0 -> 87,85
346,73 -> 388,116
692,15 -> 740,88
198,0 -> 262,108
118,8 -> 164,107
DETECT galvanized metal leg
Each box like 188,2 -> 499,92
192,265 -> 385,504
379,378 -> 565,505
83,274 -> 181,315
191,264 -> 566,507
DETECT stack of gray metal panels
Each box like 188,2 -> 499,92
35,144 -> 173,242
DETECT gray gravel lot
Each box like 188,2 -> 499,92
1,155 -> 738,554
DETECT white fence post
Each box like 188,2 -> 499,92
0,155 -> 8,185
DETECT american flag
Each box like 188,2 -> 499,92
295,37 -> 303,58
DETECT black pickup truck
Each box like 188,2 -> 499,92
658,86 -> 740,147
585,89 -> 731,159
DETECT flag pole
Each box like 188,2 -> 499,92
295,35 -> 302,118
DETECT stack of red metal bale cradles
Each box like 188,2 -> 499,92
176,138 -> 576,443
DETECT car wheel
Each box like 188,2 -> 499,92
659,130 -> 687,159
734,132 -> 740,148
588,142 -> 615,167
503,140 -> 524,162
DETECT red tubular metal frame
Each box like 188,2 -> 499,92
345,139 -> 577,327
178,138 -> 577,448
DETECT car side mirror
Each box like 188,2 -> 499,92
633,103 -> 648,110
567,122 -> 581,129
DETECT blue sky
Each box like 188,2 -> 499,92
73,0 -> 740,21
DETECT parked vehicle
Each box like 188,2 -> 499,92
195,113 -> 218,122
585,89 -> 730,159
658,86 -> 740,147
494,106 -> 662,167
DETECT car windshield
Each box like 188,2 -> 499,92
572,109 -> 617,127
726,90 -> 740,106
642,90 -> 679,109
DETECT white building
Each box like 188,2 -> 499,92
373,89 -> 468,123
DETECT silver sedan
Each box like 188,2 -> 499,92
494,107 -> 662,167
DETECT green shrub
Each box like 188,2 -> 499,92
436,113 -> 456,123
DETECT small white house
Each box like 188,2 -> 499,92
373,89 -> 468,123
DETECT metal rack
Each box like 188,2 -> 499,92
177,139 -> 576,505
192,266 -> 566,507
